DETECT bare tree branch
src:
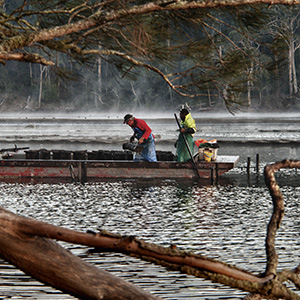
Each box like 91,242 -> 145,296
0,52 -> 55,65
264,159 -> 300,276
0,159 -> 299,299
0,0 -> 295,104
0,207 -> 160,300
0,157 -> 299,300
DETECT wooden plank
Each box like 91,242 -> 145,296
0,156 -> 239,182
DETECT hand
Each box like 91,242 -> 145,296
138,138 -> 144,144
180,128 -> 186,133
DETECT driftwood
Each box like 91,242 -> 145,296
0,207 -> 160,300
0,159 -> 299,299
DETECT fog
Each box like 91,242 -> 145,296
0,110 -> 298,165
0,110 -> 300,120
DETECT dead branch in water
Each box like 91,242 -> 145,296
0,159 -> 299,299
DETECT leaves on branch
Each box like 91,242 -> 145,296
0,0 -> 296,109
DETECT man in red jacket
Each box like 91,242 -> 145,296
123,114 -> 157,162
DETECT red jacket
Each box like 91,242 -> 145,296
131,118 -> 152,140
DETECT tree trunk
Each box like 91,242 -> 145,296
291,40 -> 298,94
38,65 -> 46,109
247,62 -> 254,108
0,207 -> 160,300
96,45 -> 102,108
288,41 -> 293,96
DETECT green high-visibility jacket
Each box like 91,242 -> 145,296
176,113 -> 196,162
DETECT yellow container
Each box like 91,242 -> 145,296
198,148 -> 218,161
203,149 -> 213,162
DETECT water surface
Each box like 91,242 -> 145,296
0,112 -> 299,299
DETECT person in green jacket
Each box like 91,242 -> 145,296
176,108 -> 197,162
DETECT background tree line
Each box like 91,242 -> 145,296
1,0 -> 300,113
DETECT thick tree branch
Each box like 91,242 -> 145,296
0,52 -> 54,65
0,207 -> 160,300
0,0 -> 297,102
0,159 -> 300,299
8,207 -> 265,283
264,159 -> 300,277
1,0 -> 300,54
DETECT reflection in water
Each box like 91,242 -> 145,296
0,179 -> 299,299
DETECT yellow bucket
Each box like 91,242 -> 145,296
204,149 -> 213,162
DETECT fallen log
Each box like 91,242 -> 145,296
0,207 -> 160,300
2,206 -> 270,283
0,159 -> 300,300
0,206 -> 277,298
0,205 -> 297,299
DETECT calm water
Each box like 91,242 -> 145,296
0,112 -> 299,299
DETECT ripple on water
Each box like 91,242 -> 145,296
0,180 -> 299,299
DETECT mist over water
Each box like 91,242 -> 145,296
0,111 -> 299,163
0,111 -> 299,299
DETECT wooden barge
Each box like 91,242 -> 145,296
0,149 -> 239,183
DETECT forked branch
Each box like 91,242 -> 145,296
0,159 -> 299,299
